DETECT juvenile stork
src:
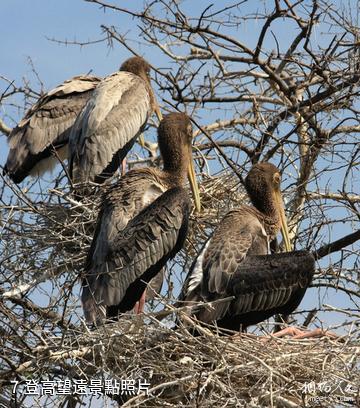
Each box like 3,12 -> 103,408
82,112 -> 201,325
179,162 -> 316,336
3,75 -> 100,183
69,56 -> 162,185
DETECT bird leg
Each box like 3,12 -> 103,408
121,158 -> 127,176
292,328 -> 338,340
133,290 -> 147,314
271,326 -> 306,337
271,326 -> 338,340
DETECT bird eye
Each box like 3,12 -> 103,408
273,173 -> 281,184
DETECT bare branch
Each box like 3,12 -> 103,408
313,230 -> 360,261
0,118 -> 11,136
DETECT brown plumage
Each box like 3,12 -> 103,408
4,75 -> 100,183
68,56 -> 162,185
82,112 -> 200,324
179,162 -> 314,332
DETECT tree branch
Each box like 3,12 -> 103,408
0,118 -> 11,136
312,229 -> 360,260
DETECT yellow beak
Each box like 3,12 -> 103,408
138,133 -> 145,148
275,190 -> 292,252
154,100 -> 163,123
187,154 -> 201,213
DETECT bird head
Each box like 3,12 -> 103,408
245,162 -> 291,251
158,112 -> 201,212
120,56 -> 162,124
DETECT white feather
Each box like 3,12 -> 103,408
29,145 -> 68,177
187,240 -> 211,295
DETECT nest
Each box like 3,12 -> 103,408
2,312 -> 358,408
93,316 -> 359,408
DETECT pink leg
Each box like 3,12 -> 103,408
121,158 -> 127,176
292,328 -> 338,340
133,290 -> 147,314
272,326 -> 338,339
272,327 -> 305,338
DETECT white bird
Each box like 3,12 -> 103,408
4,75 -> 101,183
68,56 -> 162,185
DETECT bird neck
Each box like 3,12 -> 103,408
160,143 -> 190,188
252,194 -> 281,240
140,75 -> 156,111
163,165 -> 188,188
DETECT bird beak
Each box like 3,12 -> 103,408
153,99 -> 163,123
275,190 -> 292,252
187,155 -> 201,213
138,134 -> 146,148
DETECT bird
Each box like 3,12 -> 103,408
178,162 -> 315,335
3,75 -> 101,183
69,56 -> 162,185
82,112 -> 201,325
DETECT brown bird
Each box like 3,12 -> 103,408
69,56 -> 162,185
82,112 -> 201,325
179,162 -> 315,334
3,75 -> 101,183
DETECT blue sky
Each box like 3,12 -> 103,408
1,0 -> 131,79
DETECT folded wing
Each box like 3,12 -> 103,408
4,75 -> 100,183
82,187 -> 190,324
69,72 -> 151,183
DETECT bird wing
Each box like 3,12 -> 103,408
227,251 -> 315,317
5,75 -> 100,182
84,168 -> 166,273
179,208 -> 268,323
203,209 -> 268,294
69,72 -> 151,182
82,187 -> 190,324
185,248 -> 314,327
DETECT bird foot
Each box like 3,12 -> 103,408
271,326 -> 338,340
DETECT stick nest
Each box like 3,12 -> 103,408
9,314 -> 358,408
